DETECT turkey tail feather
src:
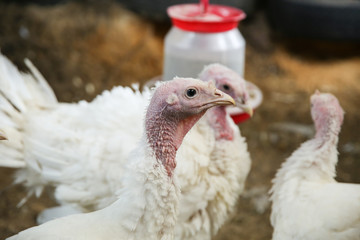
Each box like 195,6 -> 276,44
0,53 -> 57,169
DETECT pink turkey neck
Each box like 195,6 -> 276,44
313,107 -> 343,143
146,109 -> 206,177
207,106 -> 234,141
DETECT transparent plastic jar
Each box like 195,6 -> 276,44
163,4 -> 246,80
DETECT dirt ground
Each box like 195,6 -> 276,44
0,1 -> 359,239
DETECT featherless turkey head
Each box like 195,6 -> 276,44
145,77 -> 235,176
199,63 -> 253,116
146,77 -> 235,120
311,90 -> 344,136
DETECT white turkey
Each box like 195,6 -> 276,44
269,91 -> 360,240
0,54 -> 252,239
6,76 -> 235,240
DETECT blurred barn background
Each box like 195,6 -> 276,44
0,0 -> 359,239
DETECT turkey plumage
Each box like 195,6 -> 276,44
6,76 -> 235,240
0,54 -> 252,239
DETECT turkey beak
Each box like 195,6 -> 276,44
213,89 -> 235,106
199,86 -> 235,110
235,98 -> 253,117
201,88 -> 235,109
0,131 -> 7,140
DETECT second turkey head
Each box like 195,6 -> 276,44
199,63 -> 253,116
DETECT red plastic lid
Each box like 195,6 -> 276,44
167,4 -> 246,33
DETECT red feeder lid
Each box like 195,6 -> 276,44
167,3 -> 246,33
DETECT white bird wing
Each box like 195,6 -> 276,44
311,182 -> 360,235
272,180 -> 360,240
7,209 -> 129,240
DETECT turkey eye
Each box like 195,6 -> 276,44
186,88 -> 197,98
223,84 -> 230,91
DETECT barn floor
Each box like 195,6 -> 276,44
0,1 -> 359,239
